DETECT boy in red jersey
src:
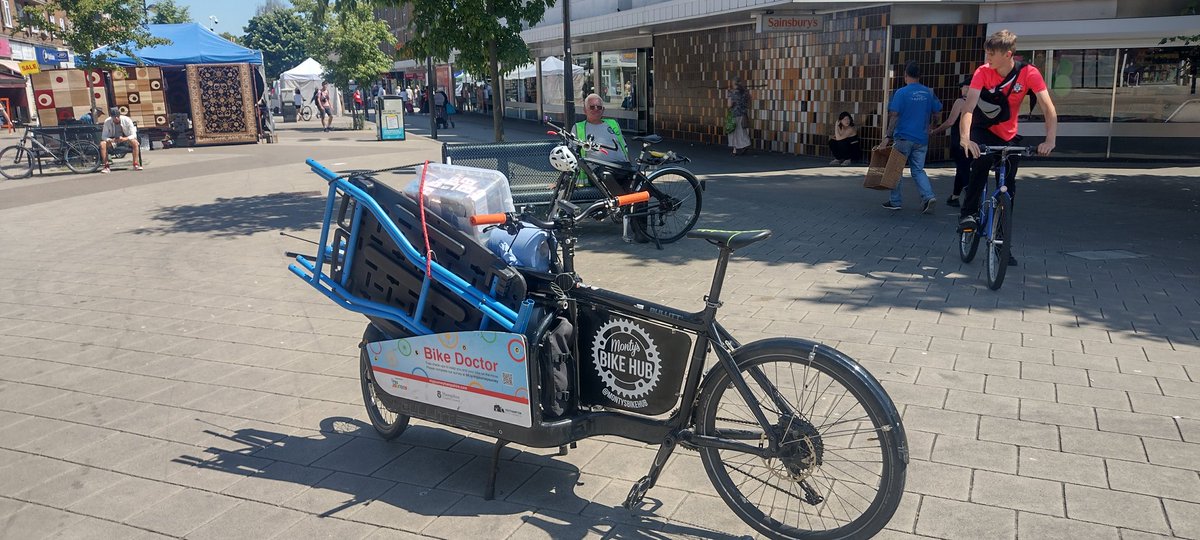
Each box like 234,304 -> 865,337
957,30 -> 1059,262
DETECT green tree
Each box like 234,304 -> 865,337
303,1 -> 395,129
20,0 -> 169,111
219,31 -> 241,44
242,8 -> 311,80
149,0 -> 192,24
308,0 -> 554,141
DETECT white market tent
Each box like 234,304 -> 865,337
280,58 -> 340,114
504,57 -> 587,106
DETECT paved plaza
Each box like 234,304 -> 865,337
0,112 -> 1198,539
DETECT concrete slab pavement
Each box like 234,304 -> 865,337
0,110 -> 1198,539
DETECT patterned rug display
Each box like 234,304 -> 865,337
112,67 -> 168,131
30,69 -> 109,127
186,63 -> 257,145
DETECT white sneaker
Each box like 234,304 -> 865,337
100,167 -> 110,174
830,159 -> 840,165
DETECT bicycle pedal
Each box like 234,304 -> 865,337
622,476 -> 652,509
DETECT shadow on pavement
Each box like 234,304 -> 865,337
129,191 -> 327,237
171,416 -> 746,540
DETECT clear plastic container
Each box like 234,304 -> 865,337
404,163 -> 515,243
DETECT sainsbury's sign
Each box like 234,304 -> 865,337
757,14 -> 824,33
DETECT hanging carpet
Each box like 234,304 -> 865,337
30,69 -> 109,127
112,67 -> 168,131
187,63 -> 257,145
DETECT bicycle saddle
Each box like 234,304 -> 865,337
631,134 -> 663,145
687,229 -> 772,251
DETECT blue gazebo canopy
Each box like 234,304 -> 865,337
94,23 -> 263,66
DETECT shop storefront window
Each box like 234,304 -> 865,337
1039,49 -> 1117,123
502,62 -> 537,105
599,50 -> 638,115
572,53 -> 594,108
1114,47 -> 1197,123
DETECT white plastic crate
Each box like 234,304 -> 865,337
404,163 -> 515,243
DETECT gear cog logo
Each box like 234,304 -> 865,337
591,319 -> 661,401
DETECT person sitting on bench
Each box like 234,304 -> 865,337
100,107 -> 142,173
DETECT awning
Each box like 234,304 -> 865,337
0,60 -> 27,89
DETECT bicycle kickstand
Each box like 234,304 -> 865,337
623,431 -> 679,509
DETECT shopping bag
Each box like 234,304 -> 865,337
863,147 -> 906,190
723,111 -> 735,134
446,102 -> 457,115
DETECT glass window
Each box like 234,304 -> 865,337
1044,49 -> 1117,122
599,50 -> 638,116
2,2 -> 12,29
1114,47 -> 1198,123
572,53 -> 595,109
503,61 -> 537,105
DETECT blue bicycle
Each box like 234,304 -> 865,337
958,145 -> 1034,290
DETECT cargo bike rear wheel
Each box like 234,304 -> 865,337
360,324 -> 411,439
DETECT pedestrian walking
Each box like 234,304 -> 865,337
878,61 -> 942,214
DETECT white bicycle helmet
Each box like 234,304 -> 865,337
549,145 -> 578,173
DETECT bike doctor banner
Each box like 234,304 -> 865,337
366,332 -> 531,427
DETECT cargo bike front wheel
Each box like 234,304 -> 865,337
360,324 -> 411,439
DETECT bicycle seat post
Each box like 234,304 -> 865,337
703,246 -> 735,318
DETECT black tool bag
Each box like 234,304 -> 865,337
974,62 -> 1026,128
541,316 -> 575,418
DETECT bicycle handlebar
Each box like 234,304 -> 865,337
470,191 -> 651,230
979,145 -> 1036,156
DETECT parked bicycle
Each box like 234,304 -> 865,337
958,145 -> 1033,290
290,159 -> 908,540
545,120 -> 702,245
0,124 -> 102,179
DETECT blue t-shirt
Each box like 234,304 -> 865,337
889,82 -> 942,145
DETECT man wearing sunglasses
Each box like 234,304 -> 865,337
574,94 -> 630,166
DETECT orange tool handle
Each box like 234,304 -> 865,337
616,192 -> 650,206
470,213 -> 508,226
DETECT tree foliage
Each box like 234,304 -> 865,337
242,8 -> 312,80
306,1 -> 395,89
149,0 -> 192,24
20,0 -> 169,69
256,0 -> 290,16
220,31 -> 241,44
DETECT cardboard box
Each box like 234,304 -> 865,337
864,147 -> 906,190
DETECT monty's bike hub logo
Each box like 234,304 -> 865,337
591,318 -> 661,409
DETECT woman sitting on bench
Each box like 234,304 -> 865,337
100,107 -> 142,173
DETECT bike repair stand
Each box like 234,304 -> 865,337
623,431 -> 679,508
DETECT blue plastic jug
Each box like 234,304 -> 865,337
487,227 -> 553,272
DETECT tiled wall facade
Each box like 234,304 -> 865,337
891,24 -> 987,161
653,6 -> 986,161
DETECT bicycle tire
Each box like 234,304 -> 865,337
300,106 -> 313,121
360,324 -> 411,440
0,145 -> 32,179
958,228 -> 980,263
65,141 -> 101,174
631,169 -> 702,244
694,339 -> 907,540
985,197 -> 1012,291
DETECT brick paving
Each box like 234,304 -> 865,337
0,112 -> 1197,539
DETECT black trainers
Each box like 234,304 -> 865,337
957,215 -> 978,233
922,198 -> 937,214
1008,255 -> 1018,266
946,196 -> 960,208
882,202 -> 902,211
